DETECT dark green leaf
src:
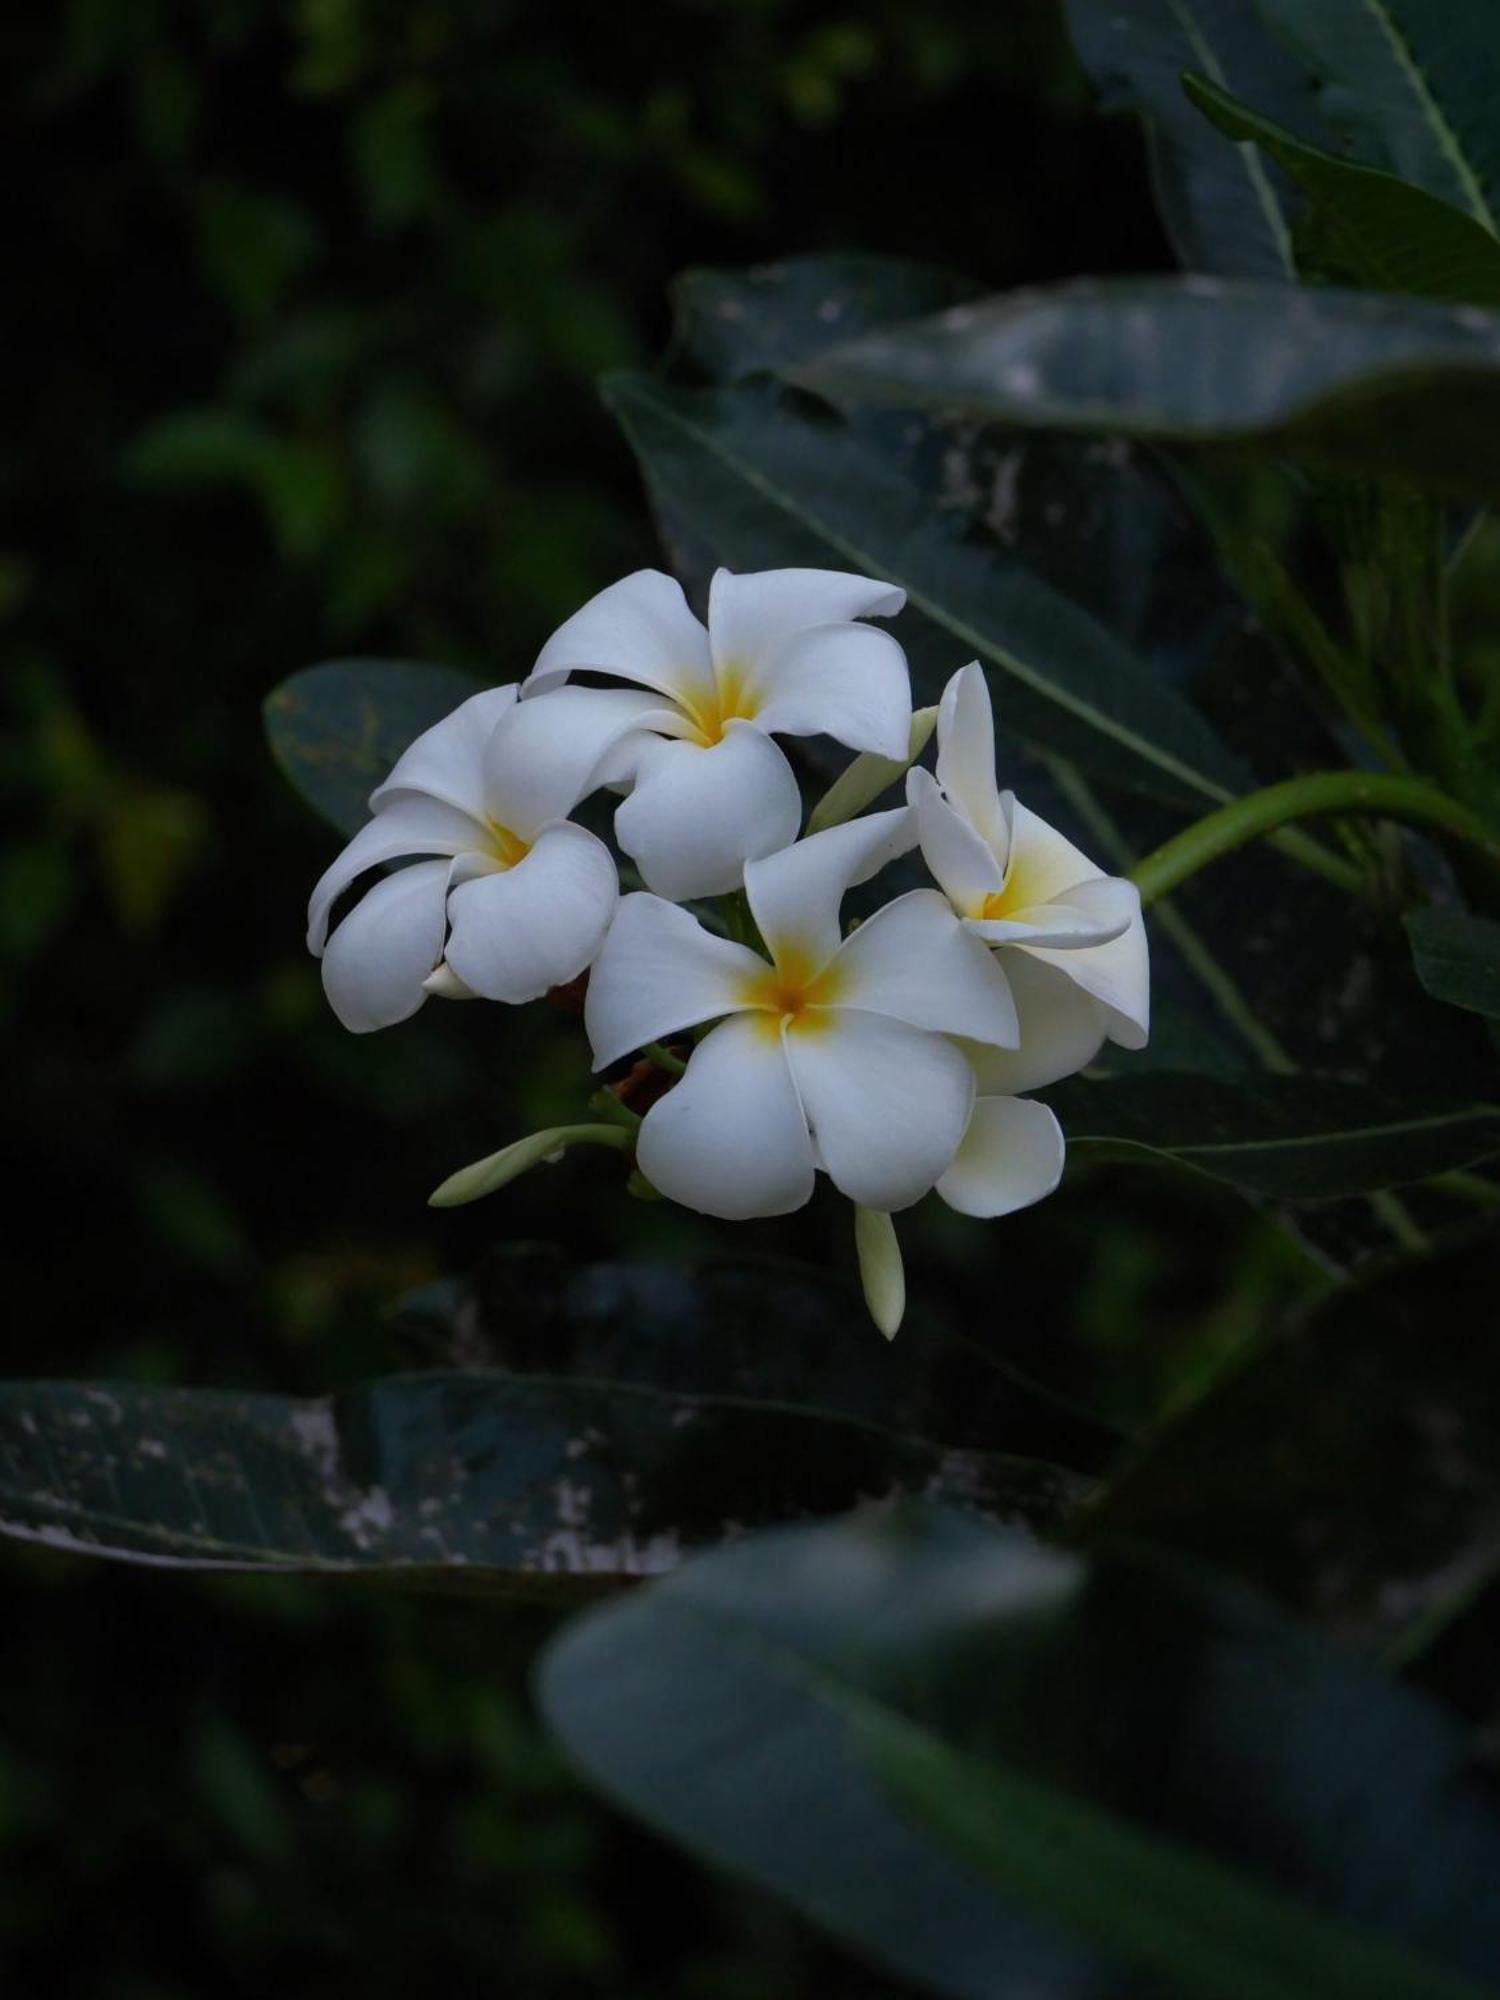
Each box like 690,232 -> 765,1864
1407,906 -> 1500,1019
673,252 -> 978,382
1054,1071 -> 1500,1197
1184,72 -> 1500,305
1080,1226 -> 1500,1657
264,659 -> 485,836
540,1506 -> 1500,1999
603,371 -> 1251,810
1257,0 -> 1500,231
1064,0 -> 1313,277
797,279 -> 1500,507
0,1262 -> 1095,1594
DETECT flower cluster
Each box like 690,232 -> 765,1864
307,567 -> 1149,1332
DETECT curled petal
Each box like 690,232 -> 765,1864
832,890 -> 1017,1048
966,874 -> 1139,950
484,686 -> 672,838
321,859 -> 451,1033
960,953 -> 1108,1096
585,893 -> 766,1070
707,567 -> 904,675
368,685 -> 519,817
307,793 -> 484,954
525,569 -> 715,713
935,664 -> 1009,857
1024,915 -> 1151,1050
637,1014 -> 816,1220
1004,799 -> 1113,905
936,1096 -> 1065,1219
785,1009 -> 974,1211
444,822 -> 618,1004
744,806 -> 916,970
614,723 -> 801,900
747,623 -> 911,759
909,766 -> 1004,914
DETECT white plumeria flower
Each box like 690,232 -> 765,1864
584,807 -> 1063,1221
524,566 -> 913,900
909,662 -> 1150,1096
307,682 -> 661,1031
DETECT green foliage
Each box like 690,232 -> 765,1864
540,1505 -> 1500,1999
1183,72 -> 1500,304
1407,906 -> 1500,1019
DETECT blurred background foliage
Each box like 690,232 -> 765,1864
2,2 -> 1325,1991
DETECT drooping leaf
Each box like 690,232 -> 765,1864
1078,1225 -> 1500,1655
673,252 -> 978,382
1257,0 -> 1500,231
264,659 -> 486,836
602,371 -> 1251,811
539,1505 -> 1500,2000
1053,1071 -> 1500,1198
1407,906 -> 1500,1020
797,280 -> 1500,506
0,1260 -> 1099,1593
1184,72 -> 1500,305
1063,0 -> 1315,277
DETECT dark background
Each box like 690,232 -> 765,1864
1,5 -> 1313,1992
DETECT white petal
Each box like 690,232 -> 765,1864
525,569 -> 715,713
909,766 -> 1004,915
936,1096 -> 1065,1219
368,685 -> 519,816
966,874 -> 1139,950
614,723 -> 802,900
584,892 -> 766,1069
707,567 -> 904,674
743,806 -> 916,969
636,1014 -> 815,1220
785,1009 -> 974,1211
443,821 -> 618,1004
1003,799 -> 1112,905
307,793 -> 483,953
935,664 -> 1009,856
483,686 -> 672,838
747,623 -> 911,759
959,952 -> 1109,1095
321,859 -> 451,1033
1023,911 -> 1151,1050
831,889 -> 1018,1047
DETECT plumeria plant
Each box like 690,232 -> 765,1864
10,3 -> 1500,1996
305,566 -> 1146,1336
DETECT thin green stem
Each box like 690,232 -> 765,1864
643,1040 -> 688,1076
1131,771 -> 1500,909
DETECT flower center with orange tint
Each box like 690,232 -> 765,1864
485,820 -> 532,869
738,947 -> 844,1036
977,850 -> 1036,922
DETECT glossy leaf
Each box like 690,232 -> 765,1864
264,658 -> 486,836
602,370 -> 1251,810
0,1259 -> 1099,1593
1257,0 -> 1500,231
673,252 -> 977,382
1053,1071 -> 1500,1198
1184,72 -> 1500,305
540,1505 -> 1500,1999
1081,1226 -> 1500,1656
1407,906 -> 1500,1020
1064,0 -> 1312,277
797,280 -> 1500,506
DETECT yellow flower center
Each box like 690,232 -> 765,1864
680,663 -> 759,747
976,849 -> 1037,922
736,945 -> 845,1037
484,820 -> 531,869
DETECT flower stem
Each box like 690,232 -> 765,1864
1130,772 -> 1500,909
644,1040 -> 688,1076
429,1123 -> 631,1208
